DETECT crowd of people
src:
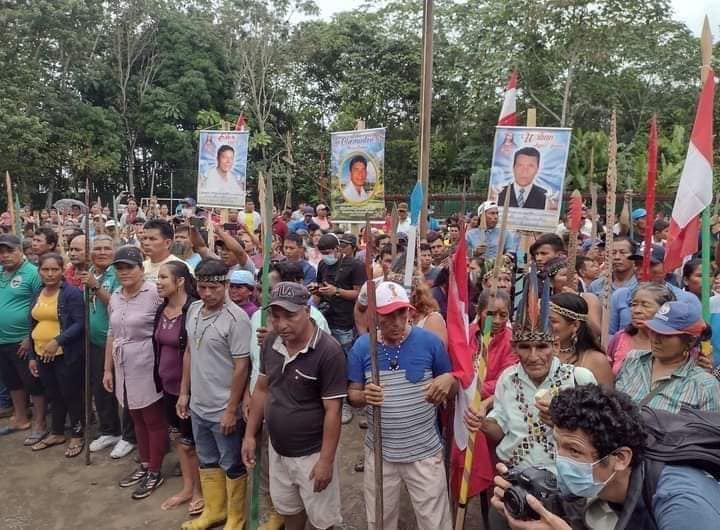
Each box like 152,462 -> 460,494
1,194 -> 720,530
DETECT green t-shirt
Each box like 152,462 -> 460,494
0,260 -> 42,345
88,265 -> 121,347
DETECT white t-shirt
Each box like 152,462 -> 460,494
143,254 -> 189,282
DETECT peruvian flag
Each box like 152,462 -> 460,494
498,69 -> 518,126
664,70 -> 715,273
446,227 -> 493,498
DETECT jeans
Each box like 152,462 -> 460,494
331,327 -> 355,356
191,410 -> 246,479
90,343 -> 122,437
0,372 -> 11,409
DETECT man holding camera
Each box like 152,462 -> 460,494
488,385 -> 720,530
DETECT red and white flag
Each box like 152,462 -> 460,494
498,69 -> 518,126
664,70 -> 715,273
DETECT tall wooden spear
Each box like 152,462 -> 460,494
390,203 -> 398,264
247,171 -> 273,530
565,190 -> 584,290
84,177 -> 92,465
700,17 -> 713,352
601,111 -> 618,351
641,116 -> 658,282
5,171 -> 16,236
363,216 -> 384,530
588,148 -> 598,241
454,183 -> 512,530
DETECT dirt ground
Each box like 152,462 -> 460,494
0,412 -> 487,529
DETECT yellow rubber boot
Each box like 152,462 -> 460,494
223,475 -> 248,530
258,502 -> 285,530
182,468 -> 228,530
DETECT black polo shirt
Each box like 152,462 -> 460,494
259,325 -> 347,457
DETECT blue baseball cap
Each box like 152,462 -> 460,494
580,239 -> 604,254
631,208 -> 647,221
645,299 -> 705,336
229,269 -> 255,287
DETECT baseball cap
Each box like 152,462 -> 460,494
631,208 -> 647,221
477,201 -> 498,216
317,233 -> 339,251
580,239 -> 604,254
112,245 -> 144,267
303,206 -> 315,215
397,202 -> 408,212
339,233 -> 357,247
268,282 -> 310,312
181,197 -> 196,206
105,219 -> 117,228
645,299 -> 706,336
376,281 -> 414,315
229,269 -> 255,287
0,234 -> 22,249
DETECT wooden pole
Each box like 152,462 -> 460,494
601,111 -> 618,351
5,171 -> 16,237
641,116 -> 658,282
84,177 -> 92,465
589,148 -> 598,241
512,109 -> 537,317
700,16 -> 713,349
390,204 -> 398,265
417,0 -> 434,238
364,216 -> 384,530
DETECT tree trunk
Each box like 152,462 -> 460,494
560,57 -> 576,128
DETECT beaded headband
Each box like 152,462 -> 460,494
549,301 -> 588,322
483,266 -> 512,281
545,257 -> 568,278
196,274 -> 228,283
511,327 -> 555,343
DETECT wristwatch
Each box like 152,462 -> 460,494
335,287 -> 340,297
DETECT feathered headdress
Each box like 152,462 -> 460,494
512,262 -> 554,343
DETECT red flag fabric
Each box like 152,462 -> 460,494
664,71 -> 715,272
234,113 -> 246,131
642,116 -> 658,281
498,70 -> 518,126
447,225 -> 474,389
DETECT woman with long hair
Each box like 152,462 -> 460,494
103,245 -> 168,500
410,280 -> 447,346
154,261 -> 203,514
683,258 -> 702,299
27,253 -> 85,457
545,256 -> 602,336
549,292 -> 613,387
607,283 -> 676,374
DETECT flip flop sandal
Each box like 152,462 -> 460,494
23,430 -> 47,445
31,437 -> 66,451
65,441 -> 85,458
188,498 -> 205,516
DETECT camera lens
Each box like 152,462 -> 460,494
503,487 -> 527,519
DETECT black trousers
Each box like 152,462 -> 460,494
89,343 -> 135,442
37,354 -> 83,436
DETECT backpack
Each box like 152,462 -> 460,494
641,405 -> 720,479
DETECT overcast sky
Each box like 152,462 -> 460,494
313,0 -> 720,37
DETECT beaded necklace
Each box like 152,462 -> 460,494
378,326 -> 410,371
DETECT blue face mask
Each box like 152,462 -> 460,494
556,454 -> 615,498
322,255 -> 338,266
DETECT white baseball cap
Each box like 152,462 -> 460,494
477,201 -> 498,216
375,281 -> 414,315
105,220 -> 117,228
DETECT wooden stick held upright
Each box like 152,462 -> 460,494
601,111 -> 618,351
84,177 -> 92,465
364,216 -> 384,529
589,148 -> 598,241
5,171 -> 16,237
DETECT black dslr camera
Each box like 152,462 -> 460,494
503,466 -> 564,521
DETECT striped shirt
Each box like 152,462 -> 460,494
616,349 -> 720,413
347,327 -> 452,463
